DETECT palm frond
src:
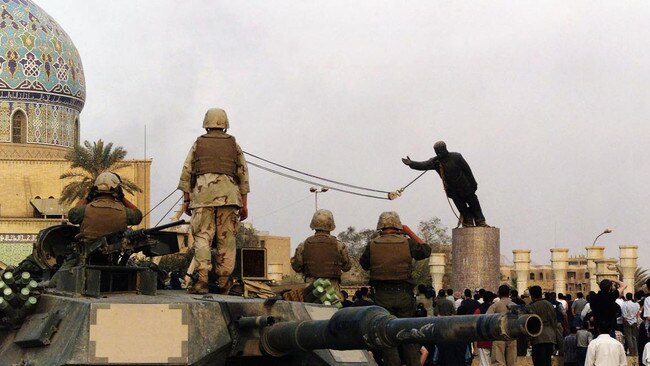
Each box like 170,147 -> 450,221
60,139 -> 142,203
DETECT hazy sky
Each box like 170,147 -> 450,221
40,1 -> 650,266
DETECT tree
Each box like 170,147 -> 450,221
237,224 -> 261,248
412,217 -> 452,287
59,139 -> 141,204
337,226 -> 376,285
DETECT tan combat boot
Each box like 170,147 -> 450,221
188,262 -> 210,294
217,276 -> 233,295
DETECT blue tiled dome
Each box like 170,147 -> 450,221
0,0 -> 84,147
0,0 -> 85,109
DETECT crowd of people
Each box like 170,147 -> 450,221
341,278 -> 650,366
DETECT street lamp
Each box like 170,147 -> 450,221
592,228 -> 612,246
309,187 -> 329,211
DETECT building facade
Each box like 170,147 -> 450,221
0,1 -> 150,265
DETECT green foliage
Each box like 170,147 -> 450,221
413,217 -> 451,287
337,226 -> 376,285
59,139 -> 142,204
236,224 -> 261,248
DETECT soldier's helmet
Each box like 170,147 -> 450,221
376,211 -> 403,230
203,108 -> 229,129
94,172 -> 121,192
310,209 -> 336,231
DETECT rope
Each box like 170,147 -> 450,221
248,161 -> 390,200
143,189 -> 177,218
154,196 -> 183,226
244,150 -> 391,194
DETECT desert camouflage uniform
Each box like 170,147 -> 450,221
291,238 -> 352,294
178,130 -> 250,289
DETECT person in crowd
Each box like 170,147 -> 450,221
576,320 -> 594,366
526,285 -> 560,366
563,326 -> 578,366
590,279 -> 627,335
585,322 -> 627,366
572,292 -> 588,327
461,288 -> 480,314
474,291 -> 496,366
352,287 -> 375,307
435,288 -> 455,316
416,284 -> 435,317
487,285 -> 516,366
622,292 -> 640,356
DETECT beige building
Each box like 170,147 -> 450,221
258,232 -> 292,282
0,1 -> 150,265
500,255 -> 592,295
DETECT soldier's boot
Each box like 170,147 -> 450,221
217,276 -> 233,295
476,221 -> 490,228
188,261 -> 210,294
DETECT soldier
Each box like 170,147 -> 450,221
178,108 -> 250,294
50,172 -> 143,285
68,172 -> 143,243
290,209 -> 351,295
359,211 -> 431,366
402,140 -> 488,227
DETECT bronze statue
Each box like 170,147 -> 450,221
402,141 -> 488,227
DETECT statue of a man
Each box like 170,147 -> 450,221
402,141 -> 488,227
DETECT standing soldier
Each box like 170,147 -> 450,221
178,108 -> 250,295
359,211 -> 431,366
290,209 -> 351,295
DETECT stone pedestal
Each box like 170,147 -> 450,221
513,250 -> 531,294
585,246 -> 605,292
595,258 -> 619,283
551,248 -> 569,294
452,227 -> 500,291
429,253 -> 446,291
619,245 -> 638,290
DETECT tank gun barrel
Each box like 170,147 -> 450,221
260,306 -> 541,356
124,220 -> 186,240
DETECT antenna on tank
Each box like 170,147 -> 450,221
144,124 -> 147,160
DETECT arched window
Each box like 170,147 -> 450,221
539,272 -> 544,280
11,110 -> 27,143
585,272 -> 590,279
74,118 -> 79,146
529,273 -> 535,280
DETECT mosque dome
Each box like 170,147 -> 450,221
0,0 -> 84,149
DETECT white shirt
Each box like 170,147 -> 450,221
454,298 -> 462,310
644,296 -> 650,330
621,300 -> 640,326
615,298 -> 624,324
585,334 -> 627,366
582,302 -> 592,319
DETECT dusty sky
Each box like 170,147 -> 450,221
40,1 -> 650,266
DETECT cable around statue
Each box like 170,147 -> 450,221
402,141 -> 488,228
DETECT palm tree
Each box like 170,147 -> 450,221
636,267 -> 650,290
59,139 -> 141,204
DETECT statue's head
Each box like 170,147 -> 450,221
433,140 -> 448,157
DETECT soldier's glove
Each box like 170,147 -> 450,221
401,156 -> 412,166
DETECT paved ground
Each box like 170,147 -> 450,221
470,355 -> 639,365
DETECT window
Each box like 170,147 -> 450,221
74,118 -> 79,145
529,273 -> 535,280
11,110 -> 27,143
568,271 -> 577,280
585,272 -> 590,279
539,272 -> 544,280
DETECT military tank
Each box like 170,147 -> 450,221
0,224 -> 542,365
